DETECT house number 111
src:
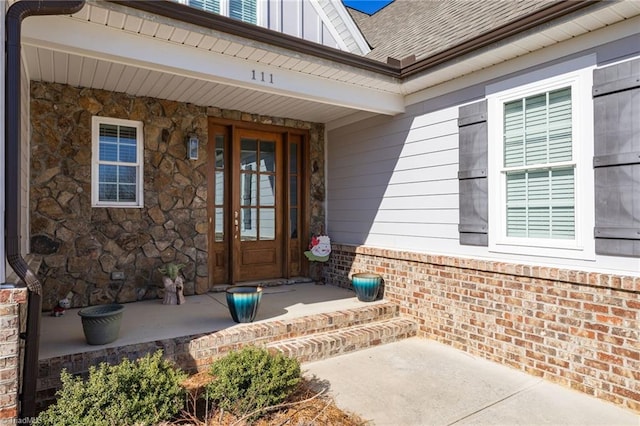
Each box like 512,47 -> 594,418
252,70 -> 274,84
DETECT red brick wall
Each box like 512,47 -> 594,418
0,288 -> 27,422
326,244 -> 640,412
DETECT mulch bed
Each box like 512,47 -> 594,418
174,371 -> 368,426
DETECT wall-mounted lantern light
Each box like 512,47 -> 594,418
187,135 -> 199,160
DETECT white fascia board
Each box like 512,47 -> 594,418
308,0 -> 350,52
308,0 -> 371,55
22,16 -> 403,116
331,0 -> 371,55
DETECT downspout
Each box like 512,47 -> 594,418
5,0 -> 85,419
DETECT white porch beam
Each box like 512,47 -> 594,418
22,15 -> 404,115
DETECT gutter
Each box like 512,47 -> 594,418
113,0 -> 600,80
5,1 -> 85,419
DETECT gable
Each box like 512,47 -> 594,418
177,0 -> 370,55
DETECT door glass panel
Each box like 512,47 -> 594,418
215,135 -> 225,168
290,208 -> 298,238
289,143 -> 297,173
213,132 -> 226,243
240,207 -> 257,241
260,141 -> 275,172
215,171 -> 224,205
259,208 -> 275,240
240,173 -> 256,206
289,176 -> 297,206
215,208 -> 224,242
260,175 -> 276,206
240,139 -> 258,170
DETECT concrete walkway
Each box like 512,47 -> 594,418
304,338 -> 639,426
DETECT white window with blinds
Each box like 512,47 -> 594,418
91,117 -> 144,208
487,69 -> 594,258
503,87 -> 575,239
182,0 -> 257,25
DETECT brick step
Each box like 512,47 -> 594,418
184,301 -> 400,369
267,317 -> 419,363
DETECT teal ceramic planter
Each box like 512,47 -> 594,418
351,273 -> 382,302
78,304 -> 124,345
226,286 -> 263,323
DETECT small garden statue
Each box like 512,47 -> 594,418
159,263 -> 186,305
52,291 -> 73,317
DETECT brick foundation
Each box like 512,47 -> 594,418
0,287 -> 27,424
325,244 -> 640,412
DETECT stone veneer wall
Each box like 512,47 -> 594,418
0,288 -> 27,423
30,81 -> 325,311
325,244 -> 640,412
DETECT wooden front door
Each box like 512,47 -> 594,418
232,129 -> 283,281
208,120 -> 307,285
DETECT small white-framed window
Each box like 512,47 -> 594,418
487,69 -> 594,259
91,117 -> 144,208
182,0 -> 258,25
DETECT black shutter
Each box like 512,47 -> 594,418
458,100 -> 488,246
592,58 -> 640,257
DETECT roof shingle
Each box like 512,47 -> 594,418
346,0 -> 558,63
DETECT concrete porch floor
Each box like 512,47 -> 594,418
39,282 -> 367,359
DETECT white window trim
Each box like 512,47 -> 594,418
91,116 -> 144,208
487,68 -> 595,260
179,0 -> 261,25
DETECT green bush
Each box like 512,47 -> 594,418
36,350 -> 186,426
204,346 -> 301,418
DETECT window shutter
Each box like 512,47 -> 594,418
592,58 -> 640,257
458,100 -> 488,246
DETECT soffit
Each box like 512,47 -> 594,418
21,1 -> 403,124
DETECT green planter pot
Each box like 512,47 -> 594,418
78,304 -> 125,345
226,286 -> 263,323
351,273 -> 382,302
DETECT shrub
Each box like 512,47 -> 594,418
204,346 -> 301,418
36,350 -> 186,426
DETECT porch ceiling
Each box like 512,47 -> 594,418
21,1 -> 404,125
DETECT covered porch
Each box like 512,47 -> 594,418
39,281 -> 367,359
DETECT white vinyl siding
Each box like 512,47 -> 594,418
328,108 -> 464,254
91,117 -> 144,208
502,87 -> 575,239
